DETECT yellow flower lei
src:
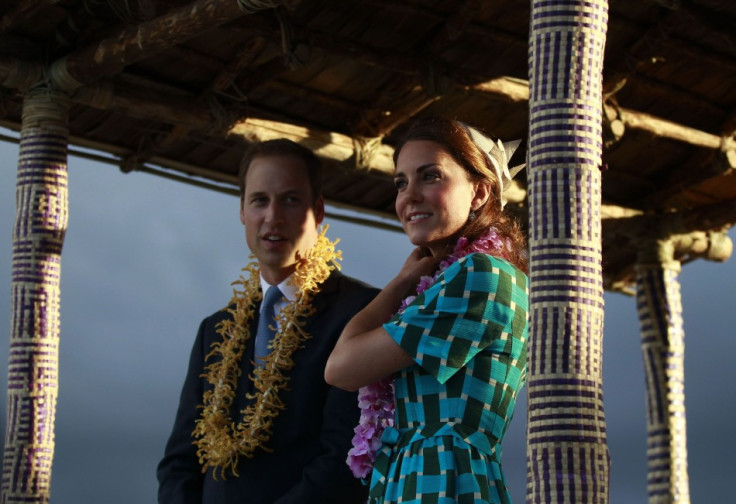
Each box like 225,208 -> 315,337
193,227 -> 342,479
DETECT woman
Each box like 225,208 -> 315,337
325,117 -> 529,504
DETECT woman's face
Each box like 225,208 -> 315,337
394,140 -> 485,257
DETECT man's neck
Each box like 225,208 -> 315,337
259,265 -> 296,286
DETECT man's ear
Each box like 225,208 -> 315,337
313,196 -> 325,224
471,181 -> 492,211
239,197 -> 247,225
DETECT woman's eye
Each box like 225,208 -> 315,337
394,179 -> 407,190
423,171 -> 440,182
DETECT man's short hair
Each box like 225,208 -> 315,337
238,139 -> 323,204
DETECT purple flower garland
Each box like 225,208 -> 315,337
346,227 -> 510,479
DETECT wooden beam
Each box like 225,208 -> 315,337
229,117 -> 395,175
1,121 -> 402,231
464,76 -> 530,102
464,76 -> 727,151
128,35 -> 270,168
167,45 -> 226,74
649,0 -> 735,46
603,9 -> 677,93
465,76 -> 726,152
616,106 -> 725,149
70,76 -> 396,176
73,66 -> 730,178
365,87 -> 439,137
211,36 -> 268,91
0,0 -> 61,33
611,74 -> 725,119
264,80 -> 359,115
350,0 -> 489,138
231,55 -> 292,95
358,0 -> 444,22
49,0 -> 272,91
233,16 -> 421,75
0,56 -> 43,91
352,72 -> 440,138
605,204 -> 736,248
430,0 -> 484,51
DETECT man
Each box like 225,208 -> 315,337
157,139 -> 377,503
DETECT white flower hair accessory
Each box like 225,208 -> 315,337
459,122 -> 525,209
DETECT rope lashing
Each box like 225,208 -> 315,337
352,136 -> 382,171
275,7 -> 302,69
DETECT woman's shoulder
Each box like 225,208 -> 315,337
456,252 -> 527,278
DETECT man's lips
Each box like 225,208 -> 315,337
261,233 -> 287,245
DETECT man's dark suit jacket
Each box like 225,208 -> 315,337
157,270 -> 378,504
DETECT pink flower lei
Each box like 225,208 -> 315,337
346,227 -> 511,480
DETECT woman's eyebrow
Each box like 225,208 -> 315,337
395,163 -> 438,178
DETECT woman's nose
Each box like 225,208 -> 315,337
405,181 -> 422,202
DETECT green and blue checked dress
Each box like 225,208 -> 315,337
370,253 -> 529,504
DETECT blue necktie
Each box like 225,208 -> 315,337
254,285 -> 282,365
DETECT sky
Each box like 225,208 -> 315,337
1,130 -> 735,503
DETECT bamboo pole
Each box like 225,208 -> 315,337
1,87 -> 70,504
635,240 -> 691,503
525,0 -> 611,502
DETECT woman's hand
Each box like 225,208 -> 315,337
392,247 -> 441,298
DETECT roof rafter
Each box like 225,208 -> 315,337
49,0 -> 285,92
0,0 -> 61,33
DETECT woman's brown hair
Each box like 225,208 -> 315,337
393,117 -> 528,273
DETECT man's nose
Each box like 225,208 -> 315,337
264,202 -> 284,222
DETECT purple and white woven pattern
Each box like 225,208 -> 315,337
635,263 -> 690,504
526,1 -> 610,502
3,90 -> 69,504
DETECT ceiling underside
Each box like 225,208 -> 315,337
1,0 -> 735,292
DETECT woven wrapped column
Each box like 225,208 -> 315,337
526,1 -> 610,502
2,87 -> 70,504
635,242 -> 690,504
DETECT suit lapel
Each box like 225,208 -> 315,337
308,269 -> 341,324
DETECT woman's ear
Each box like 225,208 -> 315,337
471,181 -> 492,211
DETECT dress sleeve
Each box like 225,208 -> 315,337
382,253 -> 529,384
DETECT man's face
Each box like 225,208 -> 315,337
240,155 -> 324,285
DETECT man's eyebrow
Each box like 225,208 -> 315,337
246,188 -> 303,198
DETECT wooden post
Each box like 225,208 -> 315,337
635,240 -> 691,504
526,0 -> 611,502
1,87 -> 70,504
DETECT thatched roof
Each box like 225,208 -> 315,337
1,0 -> 735,292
